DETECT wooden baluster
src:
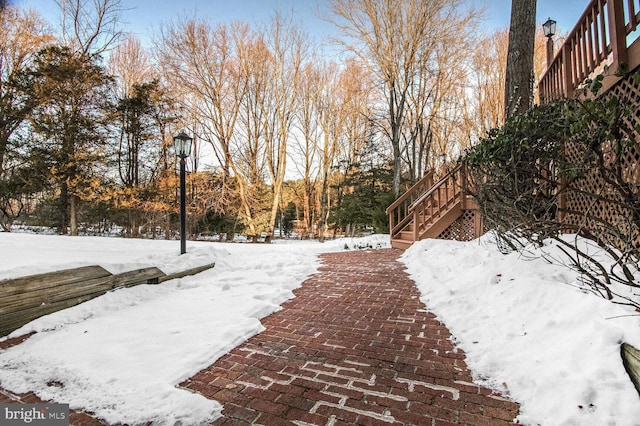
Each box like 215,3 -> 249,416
594,0 -> 604,62
607,0 -> 628,73
587,11 -> 595,72
461,163 -> 467,210
576,26 -> 583,81
628,0 -> 638,32
389,205 -> 396,237
563,42 -> 574,98
416,199 -> 421,231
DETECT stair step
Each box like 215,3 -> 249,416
399,230 -> 414,239
391,238 -> 413,250
388,162 -> 479,249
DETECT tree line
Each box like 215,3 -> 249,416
0,0 -> 548,240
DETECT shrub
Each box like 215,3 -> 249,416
465,86 -> 640,308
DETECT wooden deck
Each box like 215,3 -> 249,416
539,0 -> 640,102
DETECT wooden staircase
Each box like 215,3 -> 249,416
386,163 -> 482,249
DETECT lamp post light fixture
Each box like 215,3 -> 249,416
543,17 -> 557,68
543,17 -> 557,37
173,130 -> 193,255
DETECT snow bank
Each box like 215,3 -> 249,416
402,234 -> 640,426
0,233 -> 385,425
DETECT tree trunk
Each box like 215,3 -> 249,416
392,139 -> 402,198
70,194 -> 78,236
318,172 -> 329,243
59,183 -> 69,235
504,0 -> 537,119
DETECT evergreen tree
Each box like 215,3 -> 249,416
330,163 -> 394,236
280,201 -> 297,237
115,80 -> 162,188
30,45 -> 114,235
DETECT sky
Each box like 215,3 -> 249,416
18,0 -> 591,47
0,232 -> 639,424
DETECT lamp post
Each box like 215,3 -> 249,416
173,130 -> 193,255
543,17 -> 557,69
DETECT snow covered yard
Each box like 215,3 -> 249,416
402,235 -> 640,426
0,233 -> 387,425
0,232 -> 639,425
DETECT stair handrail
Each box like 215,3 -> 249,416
386,170 -> 435,214
387,170 -> 435,238
409,163 -> 465,211
539,0 -> 639,103
409,163 -> 468,242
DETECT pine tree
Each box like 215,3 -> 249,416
330,162 -> 394,236
30,45 -> 114,235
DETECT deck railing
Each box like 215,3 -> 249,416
409,163 -> 467,241
539,0 -> 640,103
386,171 -> 435,239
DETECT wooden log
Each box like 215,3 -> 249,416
0,291 -> 107,336
0,267 -> 165,337
0,262 -> 215,338
621,343 -> 640,397
0,265 -> 111,297
158,263 -> 215,283
104,267 -> 165,287
0,267 -> 165,316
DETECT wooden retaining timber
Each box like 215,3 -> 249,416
158,262 -> 216,283
621,343 -> 640,397
0,262 -> 215,337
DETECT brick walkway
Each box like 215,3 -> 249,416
181,248 -> 520,425
1,248 -> 520,425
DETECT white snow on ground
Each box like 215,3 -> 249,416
401,233 -> 640,426
0,233 -> 387,425
0,231 -> 639,425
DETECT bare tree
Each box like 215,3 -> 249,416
463,29 -> 509,144
504,0 -> 537,118
463,26 -> 549,145
403,10 -> 479,179
260,12 -> 309,240
56,0 -> 125,56
157,18 -> 248,214
108,34 -> 153,97
292,60 -> 322,237
0,6 -> 51,176
233,30 -> 271,237
313,61 -> 341,241
0,6 -> 52,230
328,0 -> 480,197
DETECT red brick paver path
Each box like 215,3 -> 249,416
181,248 -> 520,425
1,248 -> 520,425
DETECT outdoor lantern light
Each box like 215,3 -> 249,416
543,17 -> 557,71
173,130 -> 193,254
173,130 -> 193,159
543,17 -> 557,38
